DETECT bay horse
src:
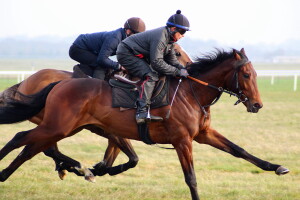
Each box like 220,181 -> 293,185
0,48 -> 289,200
0,43 -> 192,181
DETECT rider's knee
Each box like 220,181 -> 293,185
145,72 -> 159,81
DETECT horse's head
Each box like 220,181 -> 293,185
229,48 -> 263,113
174,43 -> 193,67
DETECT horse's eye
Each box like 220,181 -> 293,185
243,73 -> 250,78
176,52 -> 181,56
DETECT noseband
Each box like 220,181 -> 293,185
230,61 -> 251,105
188,60 -> 251,117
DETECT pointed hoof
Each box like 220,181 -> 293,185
83,168 -> 96,183
0,172 -> 6,182
75,167 -> 96,183
85,174 -> 96,183
275,166 -> 289,175
58,169 -> 68,180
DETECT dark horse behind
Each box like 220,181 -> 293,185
0,48 -> 289,200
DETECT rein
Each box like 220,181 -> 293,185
187,61 -> 250,117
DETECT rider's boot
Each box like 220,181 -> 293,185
136,81 -> 163,124
72,64 -> 90,78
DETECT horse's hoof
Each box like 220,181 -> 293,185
58,169 -> 68,180
85,174 -> 96,183
275,166 -> 289,175
0,172 -> 7,182
75,166 -> 96,183
82,167 -> 96,183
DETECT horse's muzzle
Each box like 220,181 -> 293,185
248,102 -> 263,113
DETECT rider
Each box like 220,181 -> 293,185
116,10 -> 190,124
69,17 -> 146,80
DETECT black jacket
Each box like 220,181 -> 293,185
73,28 -> 127,70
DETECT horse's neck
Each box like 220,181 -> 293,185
181,60 -> 234,108
202,60 -> 234,87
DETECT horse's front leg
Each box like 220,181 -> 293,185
174,139 -> 199,200
91,134 -> 138,176
92,139 -> 121,176
194,128 -> 289,175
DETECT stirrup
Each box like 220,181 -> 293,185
136,112 -> 163,124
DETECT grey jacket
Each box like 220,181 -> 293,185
122,26 -> 184,76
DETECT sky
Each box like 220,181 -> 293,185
0,0 -> 300,45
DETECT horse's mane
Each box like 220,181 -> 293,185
187,49 -> 244,76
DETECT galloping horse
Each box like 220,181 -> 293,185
0,43 -> 192,180
0,48 -> 289,200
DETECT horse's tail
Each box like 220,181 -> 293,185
0,81 -> 60,124
0,82 -> 22,106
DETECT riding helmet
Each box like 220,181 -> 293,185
166,10 -> 190,31
124,17 -> 146,33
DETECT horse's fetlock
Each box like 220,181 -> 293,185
0,171 -> 8,182
129,158 -> 139,168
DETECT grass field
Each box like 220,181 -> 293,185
0,72 -> 299,199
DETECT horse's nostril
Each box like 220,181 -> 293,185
254,103 -> 262,109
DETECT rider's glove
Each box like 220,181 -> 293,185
176,69 -> 189,78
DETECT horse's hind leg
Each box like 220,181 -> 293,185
0,140 -> 54,182
43,144 -> 85,179
0,129 -> 85,180
0,140 -> 86,182
0,144 -> 35,181
0,128 -> 95,182
194,128 -> 289,175
0,130 -> 32,161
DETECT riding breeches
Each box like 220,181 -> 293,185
69,44 -> 107,80
117,43 -> 158,81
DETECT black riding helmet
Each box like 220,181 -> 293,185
166,10 -> 190,31
124,17 -> 146,34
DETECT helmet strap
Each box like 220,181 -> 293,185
167,27 -> 178,43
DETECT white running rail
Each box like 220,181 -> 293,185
0,70 -> 299,91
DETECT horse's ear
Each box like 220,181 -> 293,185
234,50 -> 242,60
240,48 -> 246,55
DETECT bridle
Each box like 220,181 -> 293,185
188,60 -> 251,118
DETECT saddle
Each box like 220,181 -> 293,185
109,75 -> 170,110
73,65 -> 169,110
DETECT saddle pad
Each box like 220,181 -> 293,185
111,87 -> 138,108
110,77 -> 170,109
